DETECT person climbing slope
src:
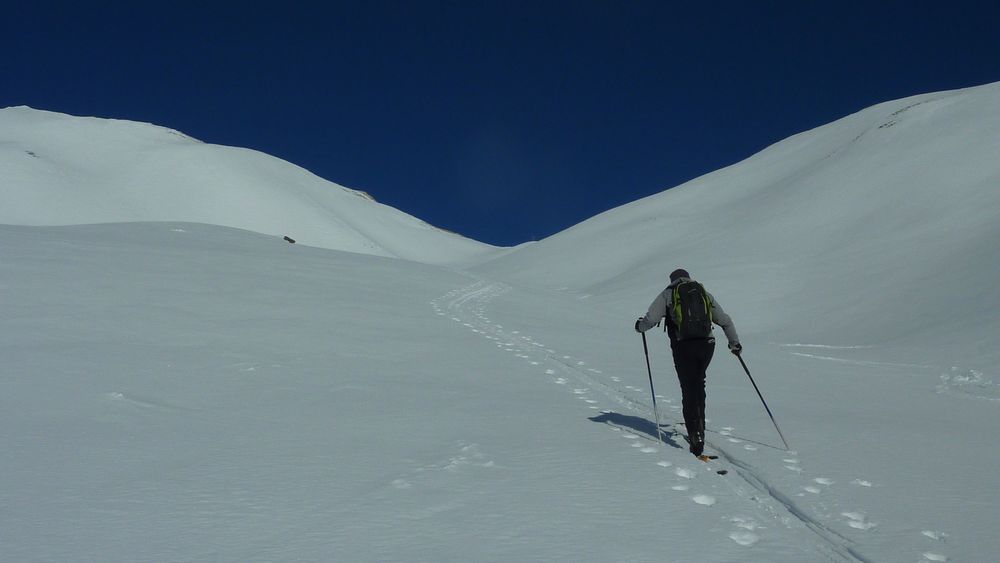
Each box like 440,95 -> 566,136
634,268 -> 741,457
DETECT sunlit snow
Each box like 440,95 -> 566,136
2,82 -> 999,561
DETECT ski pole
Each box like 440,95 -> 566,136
641,332 -> 665,444
735,353 -> 790,450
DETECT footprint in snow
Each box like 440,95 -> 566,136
545,369 -> 556,375
729,531 -> 760,546
851,479 -> 873,487
692,495 -> 716,506
841,511 -> 876,530
743,444 -> 758,451
671,484 -> 690,491
814,477 -> 834,486
922,530 -> 948,541
657,461 -> 672,468
731,516 -> 762,531
554,378 -> 567,385
922,553 -> 948,562
675,467 -> 696,479
803,486 -> 821,494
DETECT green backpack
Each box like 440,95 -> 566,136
672,280 -> 713,340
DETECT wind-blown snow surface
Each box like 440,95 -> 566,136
0,106 -> 496,265
3,83 -> 999,561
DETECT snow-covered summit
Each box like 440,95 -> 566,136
0,106 -> 497,265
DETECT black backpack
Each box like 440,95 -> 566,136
671,280 -> 713,340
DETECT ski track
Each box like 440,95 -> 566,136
782,344 -> 1000,404
431,281 -> 948,562
781,344 -> 1000,405
785,351 -> 933,371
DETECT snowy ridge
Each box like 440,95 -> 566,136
0,106 -> 497,265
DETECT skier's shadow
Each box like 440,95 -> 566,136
588,411 -> 683,450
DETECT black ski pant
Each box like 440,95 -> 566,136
670,338 -> 715,439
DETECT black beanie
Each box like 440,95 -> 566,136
669,268 -> 690,282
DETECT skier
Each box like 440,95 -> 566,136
634,269 -> 741,457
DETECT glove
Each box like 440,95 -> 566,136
634,317 -> 645,333
729,342 -> 742,355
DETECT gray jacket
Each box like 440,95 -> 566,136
636,277 -> 740,347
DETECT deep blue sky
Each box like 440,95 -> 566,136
4,1 -> 999,246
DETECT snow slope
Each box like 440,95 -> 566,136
476,81 -> 1000,369
2,222 -> 988,562
3,83 -> 1000,561
0,106 -> 497,265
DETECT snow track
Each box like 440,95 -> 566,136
431,279 -> 947,562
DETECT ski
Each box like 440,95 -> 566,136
697,454 -> 728,475
644,422 -> 727,474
